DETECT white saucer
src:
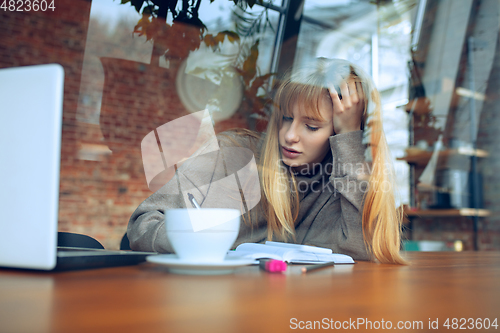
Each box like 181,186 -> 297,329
146,254 -> 255,275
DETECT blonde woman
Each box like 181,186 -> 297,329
128,58 -> 405,264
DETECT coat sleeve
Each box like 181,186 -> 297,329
127,133 -> 258,253
328,130 -> 371,260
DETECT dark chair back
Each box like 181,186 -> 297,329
57,232 -> 104,249
120,233 -> 131,250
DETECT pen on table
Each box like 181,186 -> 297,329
301,262 -> 335,274
187,193 -> 201,209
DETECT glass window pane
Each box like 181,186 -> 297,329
296,0 -> 414,206
3,0 -> 500,251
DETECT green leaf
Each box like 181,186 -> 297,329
221,30 -> 240,43
251,73 -> 274,89
204,34 -> 216,47
248,72 -> 274,97
214,32 -> 226,44
151,0 -> 167,6
241,40 -> 260,86
142,5 -> 154,15
130,0 -> 145,13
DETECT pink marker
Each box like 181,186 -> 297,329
259,259 -> 287,273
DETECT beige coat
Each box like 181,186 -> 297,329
128,130 -> 371,260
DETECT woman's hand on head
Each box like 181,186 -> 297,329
328,79 -> 364,135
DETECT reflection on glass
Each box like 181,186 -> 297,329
77,0 -> 279,126
4,0 -> 499,251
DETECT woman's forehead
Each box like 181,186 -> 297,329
284,94 -> 331,122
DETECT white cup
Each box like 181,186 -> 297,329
165,208 -> 240,262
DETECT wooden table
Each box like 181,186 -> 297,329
1,252 -> 499,333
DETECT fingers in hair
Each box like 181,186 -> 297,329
356,81 -> 365,101
340,81 -> 351,108
328,85 -> 344,112
348,80 -> 359,103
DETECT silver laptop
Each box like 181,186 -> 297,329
0,64 -> 153,271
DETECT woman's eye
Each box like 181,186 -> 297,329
306,125 -> 319,131
283,116 -> 293,122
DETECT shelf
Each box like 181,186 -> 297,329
397,147 -> 489,165
405,208 -> 491,217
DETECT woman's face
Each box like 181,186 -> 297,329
278,95 -> 334,172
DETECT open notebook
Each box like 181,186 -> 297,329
227,241 -> 355,264
0,64 -> 155,271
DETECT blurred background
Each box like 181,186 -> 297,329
1,0 -> 499,251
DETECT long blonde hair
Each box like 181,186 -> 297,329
258,58 -> 406,264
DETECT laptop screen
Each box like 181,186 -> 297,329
0,64 -> 64,270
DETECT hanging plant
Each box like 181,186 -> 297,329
118,0 -> 274,121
